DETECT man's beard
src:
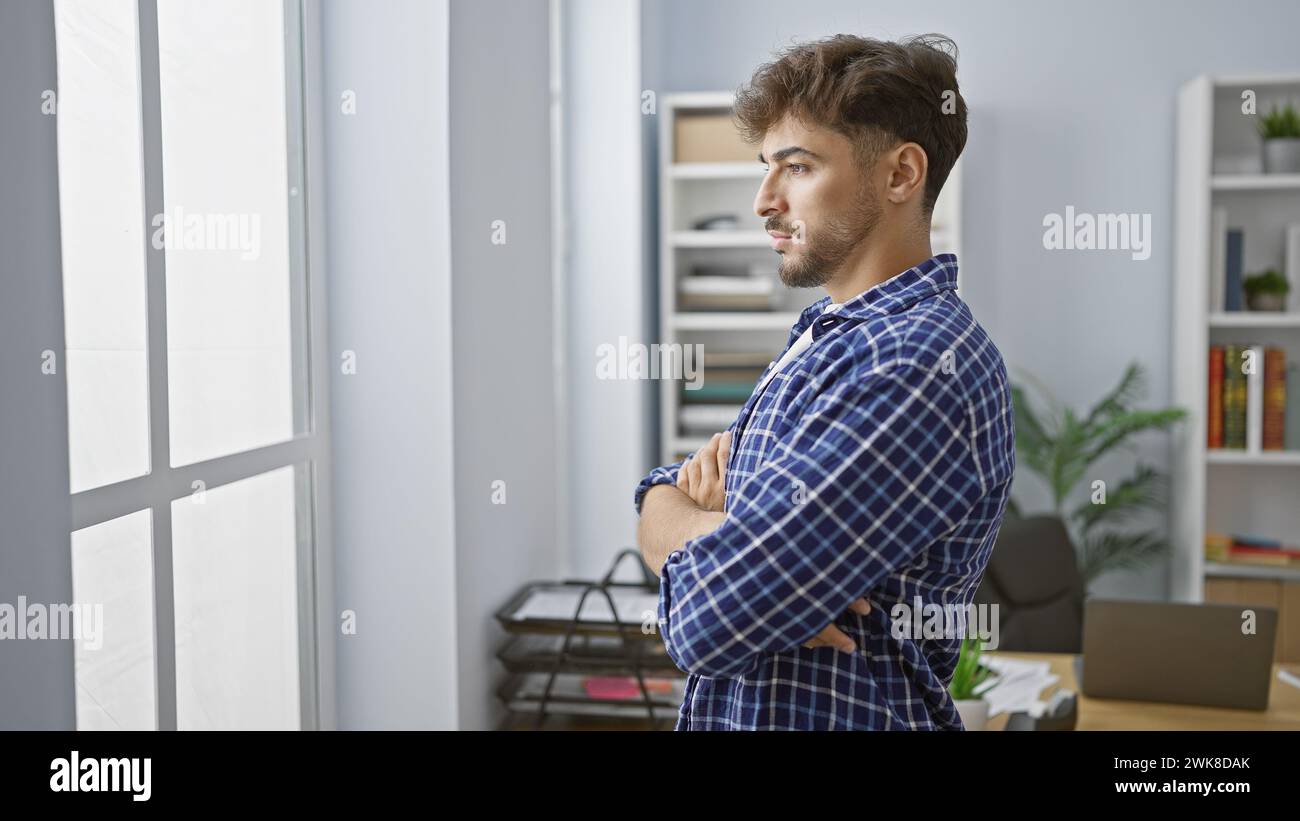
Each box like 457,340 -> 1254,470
771,189 -> 880,289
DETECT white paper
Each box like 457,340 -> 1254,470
513,588 -> 660,626
977,656 -> 1060,718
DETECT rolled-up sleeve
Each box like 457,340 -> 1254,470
656,359 -> 986,680
632,458 -> 686,516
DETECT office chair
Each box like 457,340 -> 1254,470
972,514 -> 1085,653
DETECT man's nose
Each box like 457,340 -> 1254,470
753,173 -> 786,219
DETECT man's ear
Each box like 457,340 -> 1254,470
884,142 -> 928,207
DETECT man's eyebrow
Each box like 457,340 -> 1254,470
758,146 -> 823,164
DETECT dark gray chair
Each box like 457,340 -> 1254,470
972,515 -> 1085,653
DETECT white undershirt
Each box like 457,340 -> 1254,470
755,301 -> 842,395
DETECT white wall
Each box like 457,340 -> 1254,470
321,0 -> 460,729
323,0 -> 561,730
563,0 -> 649,579
448,0 -> 560,731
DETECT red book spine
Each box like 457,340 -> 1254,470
1207,346 -> 1224,449
1263,347 -> 1286,451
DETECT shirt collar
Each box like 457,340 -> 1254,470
797,253 -> 960,341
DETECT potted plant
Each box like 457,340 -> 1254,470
1258,103 -> 1300,174
1243,268 -> 1291,311
950,636 -> 993,730
1009,363 -> 1188,587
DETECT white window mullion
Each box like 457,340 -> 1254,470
71,437 -> 314,532
136,0 -> 178,733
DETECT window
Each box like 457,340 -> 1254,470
54,0 -> 327,730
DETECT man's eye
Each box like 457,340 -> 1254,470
788,163 -> 807,175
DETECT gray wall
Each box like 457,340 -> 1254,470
322,0 -> 461,729
643,0 -> 1300,598
0,0 -> 76,729
562,0 -> 650,580
448,0 -> 560,731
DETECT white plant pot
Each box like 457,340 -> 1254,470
954,698 -> 989,731
1246,291 -> 1287,311
1263,138 -> 1300,174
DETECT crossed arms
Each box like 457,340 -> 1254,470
634,360 -> 985,679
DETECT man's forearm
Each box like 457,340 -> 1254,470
637,484 -> 726,576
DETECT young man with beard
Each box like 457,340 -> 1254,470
635,33 -> 1015,730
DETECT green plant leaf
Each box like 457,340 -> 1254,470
1049,407 -> 1093,510
1078,530 -> 1169,584
1010,383 -> 1053,476
950,637 -> 988,700
1070,464 -> 1166,535
1258,103 -> 1300,140
1080,408 -> 1189,467
1006,360 -> 1188,576
1081,362 -> 1145,429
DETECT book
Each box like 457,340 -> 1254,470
700,366 -> 766,383
690,262 -> 751,278
1288,363 -> 1300,451
680,403 -> 743,433
679,276 -> 775,295
1224,547 -> 1293,566
1205,533 -> 1230,563
678,293 -> 775,311
1225,228 -> 1244,311
1263,348 -> 1286,451
1287,223 -> 1300,313
702,351 -> 774,368
1210,207 -> 1227,313
1222,344 -> 1247,449
681,382 -> 755,404
1232,533 -> 1283,548
1207,346 -> 1224,448
678,274 -> 775,310
1206,533 -> 1300,567
1246,344 -> 1265,452
1227,545 -> 1300,566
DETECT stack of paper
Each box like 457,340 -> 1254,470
512,588 -> 660,626
976,655 -> 1060,718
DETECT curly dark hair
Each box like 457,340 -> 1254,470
733,33 -> 968,213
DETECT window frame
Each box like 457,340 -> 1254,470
65,0 -> 334,731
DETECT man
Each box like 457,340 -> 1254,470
634,34 -> 1015,730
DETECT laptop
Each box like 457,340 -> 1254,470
1080,598 -> 1278,710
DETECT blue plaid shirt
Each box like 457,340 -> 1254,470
634,253 -> 1015,730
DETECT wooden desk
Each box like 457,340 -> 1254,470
985,651 -> 1300,730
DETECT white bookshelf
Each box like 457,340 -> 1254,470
1171,74 -> 1300,599
656,92 -> 961,463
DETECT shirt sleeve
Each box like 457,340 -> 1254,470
632,458 -> 685,516
632,409 -> 746,516
656,359 -> 986,679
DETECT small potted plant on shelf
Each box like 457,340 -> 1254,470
1258,103 -> 1300,173
1243,268 -> 1291,311
950,636 -> 993,730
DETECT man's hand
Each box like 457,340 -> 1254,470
802,597 -> 871,652
671,429 -> 873,654
677,431 -> 731,512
